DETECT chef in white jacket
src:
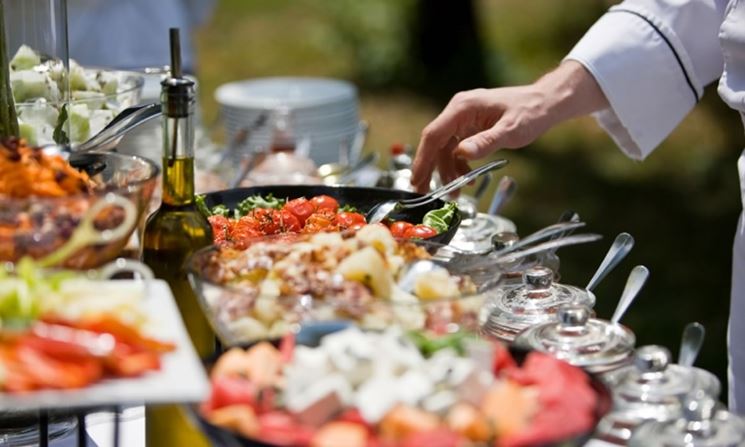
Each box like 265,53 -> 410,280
411,0 -> 745,412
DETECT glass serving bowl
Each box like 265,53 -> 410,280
15,69 -> 144,147
0,152 -> 159,268
187,234 -> 497,347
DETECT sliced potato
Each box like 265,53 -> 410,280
414,268 -> 460,300
336,246 -> 393,298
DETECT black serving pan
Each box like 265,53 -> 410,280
200,185 -> 461,245
191,323 -> 612,447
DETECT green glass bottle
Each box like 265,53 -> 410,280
142,28 -> 213,447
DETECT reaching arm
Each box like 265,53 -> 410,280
412,0 -> 728,193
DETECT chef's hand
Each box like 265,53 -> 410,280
411,61 -> 608,192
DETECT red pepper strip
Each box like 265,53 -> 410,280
0,345 -> 38,392
104,348 -> 161,377
27,322 -> 115,360
42,315 -> 175,353
15,344 -> 103,389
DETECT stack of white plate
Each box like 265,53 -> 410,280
216,77 -> 361,166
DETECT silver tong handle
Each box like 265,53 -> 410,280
493,221 -> 586,256
495,233 -> 603,263
487,175 -> 517,216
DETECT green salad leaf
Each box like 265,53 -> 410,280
406,330 -> 476,358
422,202 -> 457,234
340,203 -> 359,213
196,195 -> 231,218
235,194 -> 285,217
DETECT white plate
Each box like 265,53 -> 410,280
215,77 -> 357,109
0,280 -> 209,412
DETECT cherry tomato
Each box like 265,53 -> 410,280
283,198 -> 316,226
279,209 -> 301,232
389,221 -> 414,238
403,224 -> 438,239
335,211 -> 366,229
303,210 -> 338,234
310,195 -> 339,213
208,215 -> 233,244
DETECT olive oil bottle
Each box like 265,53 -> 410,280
142,28 -> 213,447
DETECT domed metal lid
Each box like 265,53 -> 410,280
480,268 -> 594,341
607,345 -> 721,409
512,304 -> 634,373
597,346 -> 722,444
629,393 -> 745,447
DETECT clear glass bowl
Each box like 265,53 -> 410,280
187,235 -> 494,346
15,69 -> 144,147
0,152 -> 159,268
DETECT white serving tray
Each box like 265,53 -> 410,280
0,280 -> 209,411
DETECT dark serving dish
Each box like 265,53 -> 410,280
191,323 -> 612,447
200,184 -> 462,245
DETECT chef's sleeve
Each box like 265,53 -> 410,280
564,0 -> 728,160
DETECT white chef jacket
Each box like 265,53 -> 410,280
565,0 -> 745,413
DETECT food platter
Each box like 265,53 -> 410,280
191,324 -> 612,447
199,184 -> 462,246
0,280 -> 209,411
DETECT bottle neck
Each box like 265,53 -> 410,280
161,111 -> 196,206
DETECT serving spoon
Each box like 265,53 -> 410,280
610,265 -> 649,325
366,159 -> 508,223
585,232 -> 635,292
678,322 -> 706,367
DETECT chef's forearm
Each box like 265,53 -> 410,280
533,60 -> 609,127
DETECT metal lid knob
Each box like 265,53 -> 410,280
684,392 -> 718,422
492,232 -> 519,251
634,345 -> 671,374
523,266 -> 554,290
557,305 -> 590,327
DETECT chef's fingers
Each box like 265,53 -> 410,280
454,122 -> 511,160
411,104 -> 463,188
454,156 -> 471,178
436,136 -> 461,186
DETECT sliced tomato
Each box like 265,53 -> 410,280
389,221 -> 414,238
284,198 -> 316,226
279,332 -> 295,363
16,344 -> 102,389
403,224 -> 438,240
400,428 -> 466,447
310,195 -> 339,213
335,212 -> 366,230
258,411 -> 315,446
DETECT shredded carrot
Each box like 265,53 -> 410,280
0,138 -> 95,198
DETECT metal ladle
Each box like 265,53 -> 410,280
678,322 -> 706,368
585,232 -> 635,292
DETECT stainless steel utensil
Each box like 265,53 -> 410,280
492,221 -> 587,256
43,103 -> 163,157
487,176 -> 517,216
679,322 -> 706,368
611,265 -> 649,325
366,159 -> 508,223
493,233 -> 603,264
585,232 -> 635,292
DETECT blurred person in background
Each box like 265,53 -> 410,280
412,0 -> 745,412
67,0 -> 215,73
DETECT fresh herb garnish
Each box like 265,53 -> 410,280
340,203 -> 358,213
235,194 -> 285,217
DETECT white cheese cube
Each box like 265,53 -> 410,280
396,370 -> 434,406
286,373 -> 350,426
422,390 -> 457,415
355,374 -> 400,423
